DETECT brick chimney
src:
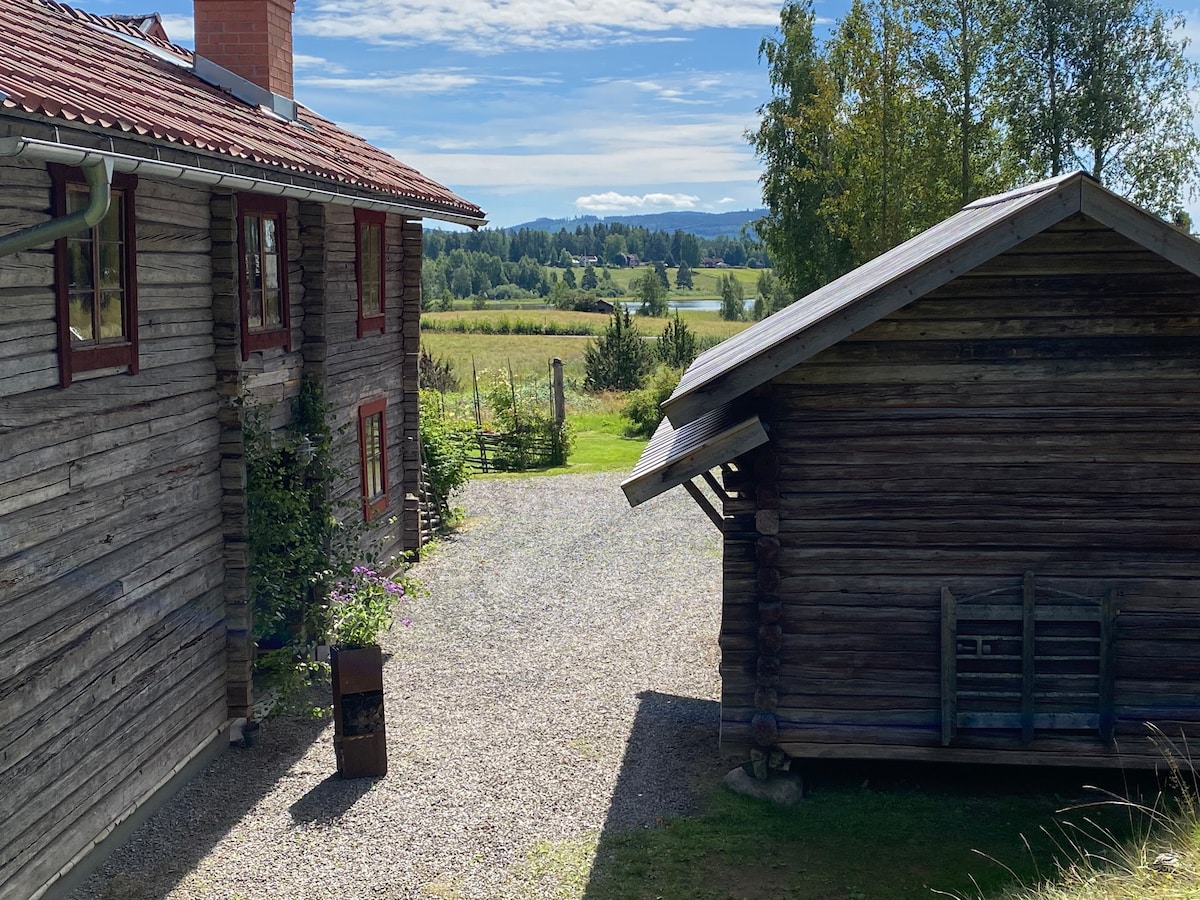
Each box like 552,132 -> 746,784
193,0 -> 296,100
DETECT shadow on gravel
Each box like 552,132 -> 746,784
583,690 -> 723,898
289,773 -> 377,826
70,712 -> 329,900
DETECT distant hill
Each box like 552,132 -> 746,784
508,209 -> 766,239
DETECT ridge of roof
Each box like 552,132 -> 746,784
662,172 -> 1200,426
0,0 -> 486,224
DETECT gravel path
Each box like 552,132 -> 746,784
71,472 -> 725,900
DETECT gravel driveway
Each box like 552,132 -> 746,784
70,471 -> 725,900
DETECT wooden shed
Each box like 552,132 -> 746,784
0,2 -> 484,897
624,173 -> 1200,770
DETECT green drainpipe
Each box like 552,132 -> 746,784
0,156 -> 113,258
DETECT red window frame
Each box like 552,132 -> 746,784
355,209 -> 386,338
358,397 -> 389,520
237,193 -> 291,360
51,165 -> 140,388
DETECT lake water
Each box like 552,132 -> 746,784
666,299 -> 753,313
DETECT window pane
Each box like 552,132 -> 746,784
98,193 -> 123,245
362,283 -> 380,315
68,237 -> 94,291
247,287 -> 263,329
99,290 -> 125,340
69,291 -> 95,343
99,241 -> 122,290
263,288 -> 280,328
365,413 -> 384,499
264,254 -> 279,291
66,186 -> 88,216
262,216 -> 277,252
243,215 -> 261,257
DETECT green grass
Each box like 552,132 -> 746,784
513,767 -> 1151,900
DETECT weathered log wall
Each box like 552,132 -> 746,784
720,215 -> 1200,767
318,207 -> 422,564
0,160 -> 226,897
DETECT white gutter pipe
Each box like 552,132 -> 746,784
0,155 -> 112,257
0,136 -> 487,229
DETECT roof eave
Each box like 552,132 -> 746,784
660,176 -> 1087,427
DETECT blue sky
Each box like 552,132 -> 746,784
93,1 -> 1200,229
89,0 -> 858,228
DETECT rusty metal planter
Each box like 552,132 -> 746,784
330,645 -> 387,778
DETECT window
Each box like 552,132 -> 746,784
358,397 -> 389,520
237,194 -> 290,359
52,166 -> 139,388
355,209 -> 386,337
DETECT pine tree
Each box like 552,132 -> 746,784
584,307 -> 652,392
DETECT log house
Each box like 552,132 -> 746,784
0,2 -> 484,897
625,173 -> 1200,772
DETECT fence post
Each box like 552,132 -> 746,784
551,358 -> 565,426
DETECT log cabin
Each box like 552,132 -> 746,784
0,2 -> 484,897
624,173 -> 1200,774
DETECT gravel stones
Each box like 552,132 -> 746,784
69,472 -> 724,900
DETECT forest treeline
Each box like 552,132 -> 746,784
754,0 -> 1200,295
421,221 -> 769,306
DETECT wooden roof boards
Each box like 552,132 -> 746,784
626,171 -> 1200,506
661,172 -> 1200,428
621,403 -> 768,508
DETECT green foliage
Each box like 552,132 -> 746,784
418,390 -> 472,515
633,268 -> 669,317
621,365 -> 681,438
418,344 -> 460,393
325,565 -> 409,648
675,260 -> 694,289
717,273 -> 746,321
581,264 -> 598,290
484,375 -> 572,469
753,270 -> 792,319
584,307 -> 653,392
750,0 -> 1200,296
420,316 -> 598,336
655,312 -> 700,369
243,379 -> 339,646
653,260 -> 670,289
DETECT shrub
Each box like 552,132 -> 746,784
419,390 -> 472,514
622,365 -> 681,438
584,307 -> 652,392
656,313 -> 699,370
485,376 -> 571,470
418,344 -> 460,393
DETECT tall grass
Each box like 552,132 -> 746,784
964,729 -> 1200,900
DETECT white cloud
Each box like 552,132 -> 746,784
299,72 -> 480,93
298,0 -> 782,52
575,191 -> 700,212
159,14 -> 194,45
716,196 -> 737,204
294,54 -> 349,74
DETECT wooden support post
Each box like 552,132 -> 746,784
551,357 -> 565,426
1098,588 -> 1117,745
682,478 -> 723,531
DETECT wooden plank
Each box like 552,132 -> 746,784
1021,571 -> 1036,744
940,586 -> 956,746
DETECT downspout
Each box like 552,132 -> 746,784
0,156 -> 113,257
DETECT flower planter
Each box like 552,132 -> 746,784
330,645 -> 387,778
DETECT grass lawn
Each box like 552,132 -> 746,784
516,763 -> 1154,900
420,309 -> 749,385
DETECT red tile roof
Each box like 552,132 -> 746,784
0,0 -> 485,223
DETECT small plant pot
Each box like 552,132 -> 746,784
330,645 -> 387,778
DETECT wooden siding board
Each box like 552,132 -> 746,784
716,222 -> 1200,765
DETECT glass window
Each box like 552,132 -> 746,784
237,195 -> 290,358
358,398 -> 389,520
355,210 -> 386,337
53,167 -> 139,387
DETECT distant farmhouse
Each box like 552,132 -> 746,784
0,1 -> 484,897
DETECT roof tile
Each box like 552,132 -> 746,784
0,0 -> 484,222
